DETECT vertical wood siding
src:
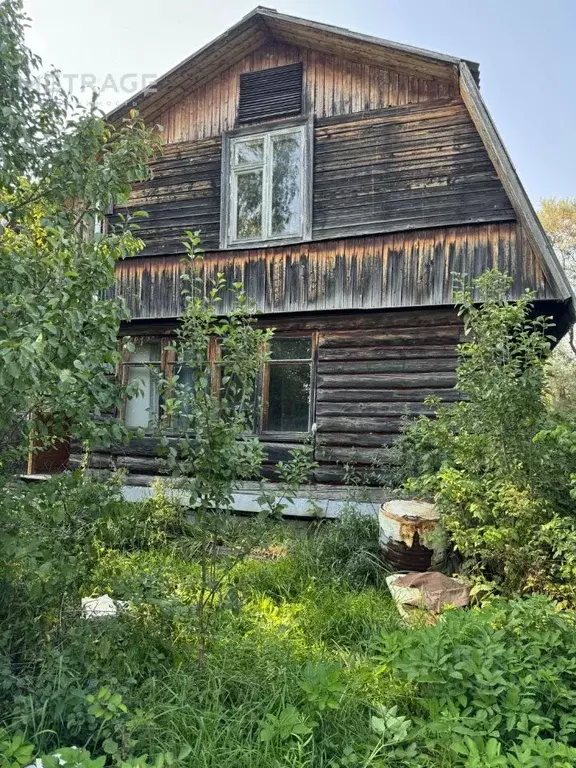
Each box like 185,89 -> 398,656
113,223 -> 554,321
158,41 -> 456,144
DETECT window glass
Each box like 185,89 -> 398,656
265,336 -> 312,432
267,364 -> 310,432
176,362 -> 195,390
271,134 -> 301,236
234,138 -> 264,165
124,343 -> 161,428
228,125 -> 306,244
236,170 -> 263,239
271,337 -> 311,360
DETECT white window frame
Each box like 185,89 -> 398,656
220,117 -> 313,249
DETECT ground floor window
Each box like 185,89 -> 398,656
262,336 -> 313,433
122,342 -> 162,428
122,333 -> 315,435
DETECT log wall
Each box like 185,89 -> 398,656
113,222 -> 554,320
73,307 -> 463,485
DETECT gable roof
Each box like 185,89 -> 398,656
107,6 -> 479,126
106,8 -> 574,315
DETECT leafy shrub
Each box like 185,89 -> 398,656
403,270 -> 576,596
375,596 -> 576,766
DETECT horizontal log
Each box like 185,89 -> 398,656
262,442 -> 305,462
115,456 -> 169,474
312,465 -> 393,485
315,445 -> 393,465
318,372 -> 457,390
316,433 -> 400,448
319,326 -> 462,348
93,437 -> 163,457
316,388 -> 461,402
317,358 -> 457,375
317,416 -> 405,433
318,345 -> 459,362
313,465 -> 346,484
316,401 -> 435,417
90,438 -> 305,469
87,453 -> 114,469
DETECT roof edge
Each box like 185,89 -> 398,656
106,7 -> 264,124
255,7 -> 479,71
459,62 -> 575,307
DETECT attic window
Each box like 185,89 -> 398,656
221,120 -> 312,248
238,63 -> 303,124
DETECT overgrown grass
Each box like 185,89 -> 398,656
4,476 -> 576,767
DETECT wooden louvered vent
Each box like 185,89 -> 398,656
238,63 -> 303,123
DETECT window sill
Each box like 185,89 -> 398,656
219,235 -> 309,251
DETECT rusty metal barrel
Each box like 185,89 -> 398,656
379,500 -> 445,571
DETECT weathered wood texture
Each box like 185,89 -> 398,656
312,308 -> 462,481
107,9 -> 475,127
313,100 -> 514,238
118,136 -> 223,254
71,308 -> 464,485
158,41 -> 455,144
115,98 -> 513,258
114,222 -> 554,320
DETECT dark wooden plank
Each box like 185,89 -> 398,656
319,326 -> 462,348
316,401 -> 435,416
115,456 -> 169,474
316,433 -> 401,447
316,387 -> 460,402
317,372 -> 457,389
317,357 -> 457,374
317,416 -> 405,433
315,445 -> 394,464
262,442 -> 305,462
319,344 -> 459,361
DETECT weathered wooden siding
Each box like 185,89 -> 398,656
114,222 -> 554,320
117,99 -> 514,258
158,41 -> 456,144
124,136 -> 222,254
313,308 -> 462,482
313,100 -> 514,237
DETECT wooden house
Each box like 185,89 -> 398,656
68,7 -> 574,503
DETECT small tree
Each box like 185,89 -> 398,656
159,233 -> 316,666
539,198 -> 576,287
0,0 -> 161,469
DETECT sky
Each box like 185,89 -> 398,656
23,0 -> 576,206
